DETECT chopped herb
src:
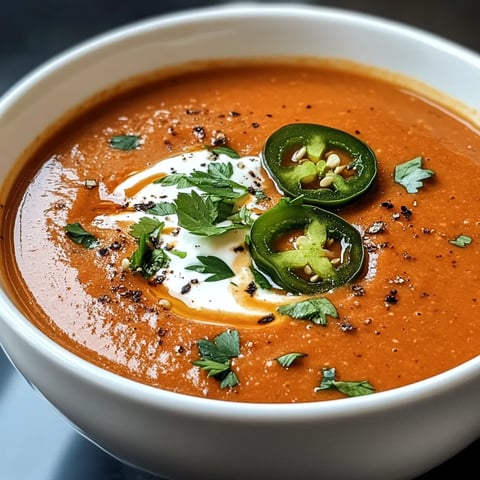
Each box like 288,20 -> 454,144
155,161 -> 248,201
207,145 -> 241,159
394,156 -> 435,193
109,134 -> 141,151
314,367 -> 375,397
128,217 -> 164,239
250,265 -> 273,290
276,352 -> 307,368
174,190 -> 249,236
64,222 -> 98,249
449,234 -> 472,247
277,298 -> 338,326
147,202 -> 177,216
186,255 -> 235,282
170,250 -> 187,259
193,329 -> 240,389
129,232 -> 169,278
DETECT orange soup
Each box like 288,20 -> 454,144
1,59 -> 480,403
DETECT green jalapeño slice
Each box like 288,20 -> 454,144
262,123 -> 378,207
248,199 -> 365,294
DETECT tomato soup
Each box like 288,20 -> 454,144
1,60 -> 480,403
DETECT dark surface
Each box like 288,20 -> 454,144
0,1 -> 478,479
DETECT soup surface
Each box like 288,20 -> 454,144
1,60 -> 480,403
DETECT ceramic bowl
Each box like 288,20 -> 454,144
0,3 -> 479,480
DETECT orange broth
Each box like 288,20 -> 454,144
1,59 -> 480,403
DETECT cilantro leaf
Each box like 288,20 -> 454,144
276,352 -> 307,368
315,367 -> 375,397
449,234 -> 472,247
193,330 -> 240,389
394,156 -> 435,193
64,222 -> 98,249
109,134 -> 140,151
277,298 -> 338,326
186,255 -> 235,282
128,217 -> 164,239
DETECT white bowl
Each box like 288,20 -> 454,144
0,3 -> 479,479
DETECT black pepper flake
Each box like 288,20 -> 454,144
157,327 -> 167,337
400,205 -> 413,220
380,201 -> 394,209
180,283 -> 192,294
257,313 -> 275,324
229,111 -> 241,117
97,247 -> 109,257
251,122 -> 260,128
192,126 -> 206,140
210,130 -> 227,146
110,241 -> 122,250
97,294 -> 111,303
233,245 -> 245,252
149,274 -> 166,286
185,108 -> 201,115
351,285 -> 365,296
339,321 -> 356,332
122,290 -> 142,303
385,290 -> 398,305
134,201 -> 156,212
245,281 -> 257,297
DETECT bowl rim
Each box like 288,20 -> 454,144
1,1 -> 479,419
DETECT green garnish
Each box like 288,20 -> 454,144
186,255 -> 235,282
128,217 -> 164,239
277,298 -> 338,326
64,222 -> 98,249
109,134 -> 141,151
146,202 -> 177,216
193,329 -> 240,389
449,234 -> 472,247
276,352 -> 307,368
174,191 -> 249,236
155,161 -> 248,201
315,367 -> 375,397
394,156 -> 435,193
250,265 -> 273,290
207,145 -> 241,159
129,232 -> 169,278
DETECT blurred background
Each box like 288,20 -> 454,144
0,1 -> 478,479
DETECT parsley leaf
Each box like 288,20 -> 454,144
186,255 -> 235,282
174,191 -> 249,236
147,202 -> 177,216
277,298 -> 338,326
193,330 -> 240,389
449,234 -> 472,247
109,134 -> 141,151
207,145 -> 241,159
128,217 -> 164,239
394,156 -> 435,193
315,367 -> 375,397
129,232 -> 169,278
276,352 -> 307,368
64,223 -> 98,249
155,161 -> 248,201
250,265 -> 273,290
